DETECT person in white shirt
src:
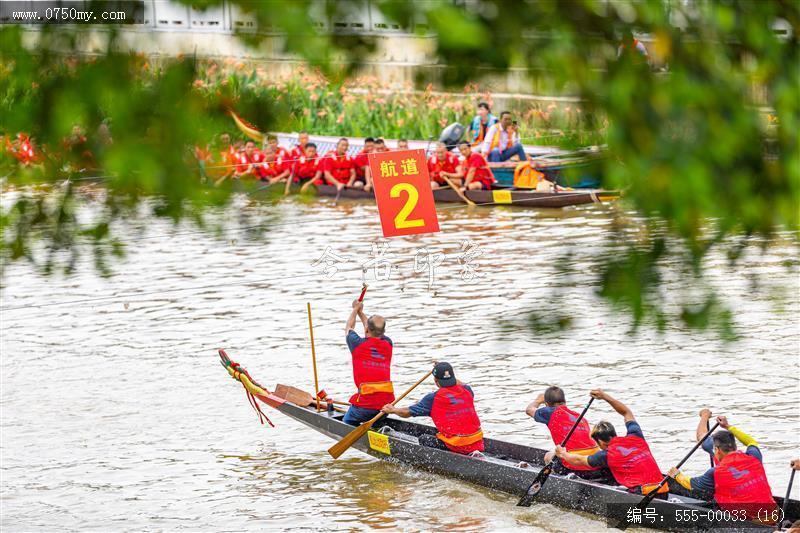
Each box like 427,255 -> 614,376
481,111 -> 528,163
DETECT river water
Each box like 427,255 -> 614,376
2,192 -> 798,532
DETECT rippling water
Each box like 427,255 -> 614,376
2,192 -> 798,531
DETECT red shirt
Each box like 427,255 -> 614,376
427,152 -> 459,183
291,143 -> 310,160
354,150 -> 370,178
259,156 -> 289,179
323,151 -> 355,183
465,152 -> 495,186
270,146 -> 290,161
236,150 -> 264,176
293,154 -> 321,181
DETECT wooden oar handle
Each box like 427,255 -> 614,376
390,370 -> 432,406
367,369 -> 433,425
358,284 -> 368,302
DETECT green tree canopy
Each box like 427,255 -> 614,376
1,0 -> 797,338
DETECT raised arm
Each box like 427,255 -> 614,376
345,299 -> 363,333
357,307 -> 368,331
697,408 -> 713,442
525,392 -> 546,418
591,389 -> 635,422
718,416 -> 759,448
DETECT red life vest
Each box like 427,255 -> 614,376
430,385 -> 484,454
349,336 -> 393,410
714,451 -> 777,520
324,151 -> 354,183
546,405 -> 600,471
606,435 -> 665,492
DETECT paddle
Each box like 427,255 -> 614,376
328,369 -> 432,459
517,397 -> 595,507
307,302 -> 321,411
780,465 -> 796,530
616,421 -> 721,530
440,175 -> 475,206
707,418 -> 714,468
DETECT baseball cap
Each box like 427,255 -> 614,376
433,362 -> 457,387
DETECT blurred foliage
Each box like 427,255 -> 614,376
1,0 -> 798,339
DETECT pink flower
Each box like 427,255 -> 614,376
337,113 -> 344,124
438,118 -> 448,128
310,93 -> 319,102
317,109 -> 328,117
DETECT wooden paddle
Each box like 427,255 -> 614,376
517,397 -> 595,506
274,384 -> 348,410
307,302 -> 321,411
616,421 -> 721,530
707,418 -> 714,468
780,466 -> 796,530
328,369 -> 432,459
440,175 -> 475,206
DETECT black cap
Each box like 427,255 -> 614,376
433,362 -> 457,387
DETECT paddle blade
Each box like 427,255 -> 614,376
517,464 -> 552,507
328,420 -> 375,459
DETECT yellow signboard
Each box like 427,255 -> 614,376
367,431 -> 391,455
492,190 -> 513,204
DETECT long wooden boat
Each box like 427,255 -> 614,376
314,184 -> 619,208
219,352 -> 800,532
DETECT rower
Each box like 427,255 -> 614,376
354,137 -> 374,191
457,141 -> 496,191
667,416 -> 778,521
427,142 -> 462,189
290,131 -> 310,160
234,140 -> 263,178
343,299 -> 394,426
322,138 -> 357,190
259,145 -> 291,184
526,386 -> 605,479
555,389 -> 668,497
266,135 -> 290,161
397,139 -> 409,150
375,138 -> 389,153
296,143 -> 323,191
381,362 -> 484,456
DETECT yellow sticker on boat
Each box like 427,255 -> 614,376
367,431 -> 391,455
492,190 -> 512,204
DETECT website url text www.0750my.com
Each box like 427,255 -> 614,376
1,1 -> 144,25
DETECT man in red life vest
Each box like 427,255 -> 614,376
234,140 -> 264,178
322,138 -> 357,189
354,137 -> 375,191
526,386 -> 607,480
427,142 -> 462,189
258,145 -> 291,183
343,299 -> 394,426
297,143 -> 324,191
457,141 -> 496,191
266,136 -> 290,161
290,131 -> 310,161
668,415 -> 778,522
12,133 -> 37,165
374,138 -> 389,153
214,133 -> 237,179
381,362 -> 484,456
555,389 -> 669,497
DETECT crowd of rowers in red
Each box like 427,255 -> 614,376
197,132 -> 499,192
343,299 -> 798,524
